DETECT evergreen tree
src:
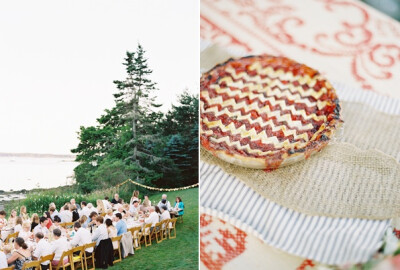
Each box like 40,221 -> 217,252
113,44 -> 162,167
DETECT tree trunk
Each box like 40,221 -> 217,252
132,88 -> 138,164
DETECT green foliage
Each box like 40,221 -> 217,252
71,44 -> 198,193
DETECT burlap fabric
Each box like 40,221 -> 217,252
201,45 -> 400,219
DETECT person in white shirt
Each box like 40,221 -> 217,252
14,217 -> 23,233
33,232 -> 52,270
87,203 -> 98,214
157,194 -> 172,211
0,210 -> 7,230
80,201 -> 91,218
91,216 -> 109,246
160,205 -> 171,221
113,206 -> 124,217
102,197 -> 112,210
49,207 -> 59,221
145,207 -> 159,232
49,229 -> 69,267
59,205 -> 72,223
70,198 -> 81,211
104,209 -> 114,222
33,217 -> 49,237
129,200 -> 141,216
18,222 -> 32,241
0,251 -> 7,269
69,222 -> 93,254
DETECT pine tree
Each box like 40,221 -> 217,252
113,44 -> 162,168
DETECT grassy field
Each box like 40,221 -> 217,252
110,187 -> 199,270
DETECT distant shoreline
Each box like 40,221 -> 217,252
0,152 -> 75,159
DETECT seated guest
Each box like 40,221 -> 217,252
32,232 -> 52,270
3,244 -> 13,260
7,209 -> 18,228
70,198 -> 81,211
44,212 -> 53,229
157,194 -> 172,211
49,207 -> 58,220
0,211 -> 7,230
33,217 -> 50,236
60,205 -> 72,223
71,205 -> 79,222
96,200 -> 106,214
0,251 -> 7,269
130,200 -> 141,217
19,206 -> 29,222
69,222 -> 93,255
31,213 -> 40,232
155,206 -> 162,217
141,195 -> 151,212
104,209 -> 114,222
92,216 -> 109,246
7,237 -> 32,270
111,194 -> 120,205
14,217 -> 23,233
145,207 -> 159,232
79,215 -> 88,227
102,197 -> 112,210
115,213 -> 127,236
49,229 -> 69,266
113,206 -> 124,216
80,201 -> 90,218
105,219 -> 118,249
173,197 -> 185,216
51,216 -> 66,234
18,222 -> 32,241
143,195 -> 151,207
160,205 -> 171,221
83,212 -> 98,230
87,203 -> 98,214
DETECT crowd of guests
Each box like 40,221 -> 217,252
0,191 -> 184,270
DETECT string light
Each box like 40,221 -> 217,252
114,179 -> 199,191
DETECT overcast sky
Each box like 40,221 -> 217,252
0,0 -> 199,155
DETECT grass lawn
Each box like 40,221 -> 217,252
110,187 -> 199,270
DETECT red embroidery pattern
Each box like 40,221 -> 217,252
297,259 -> 316,270
201,15 -> 252,53
201,0 -> 400,92
200,214 -> 247,270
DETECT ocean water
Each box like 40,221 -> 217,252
0,156 -> 78,191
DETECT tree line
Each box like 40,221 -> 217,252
71,44 -> 198,193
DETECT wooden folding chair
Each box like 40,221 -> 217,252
128,227 -> 142,250
177,215 -> 184,224
142,223 -> 153,247
111,235 -> 123,264
53,249 -> 73,270
161,219 -> 170,241
21,260 -> 41,270
39,253 -> 55,270
169,218 -> 177,239
71,246 -> 84,270
5,231 -> 19,244
83,242 -> 96,270
154,222 -> 163,244
1,266 -> 15,270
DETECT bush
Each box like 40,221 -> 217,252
5,183 -> 157,215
